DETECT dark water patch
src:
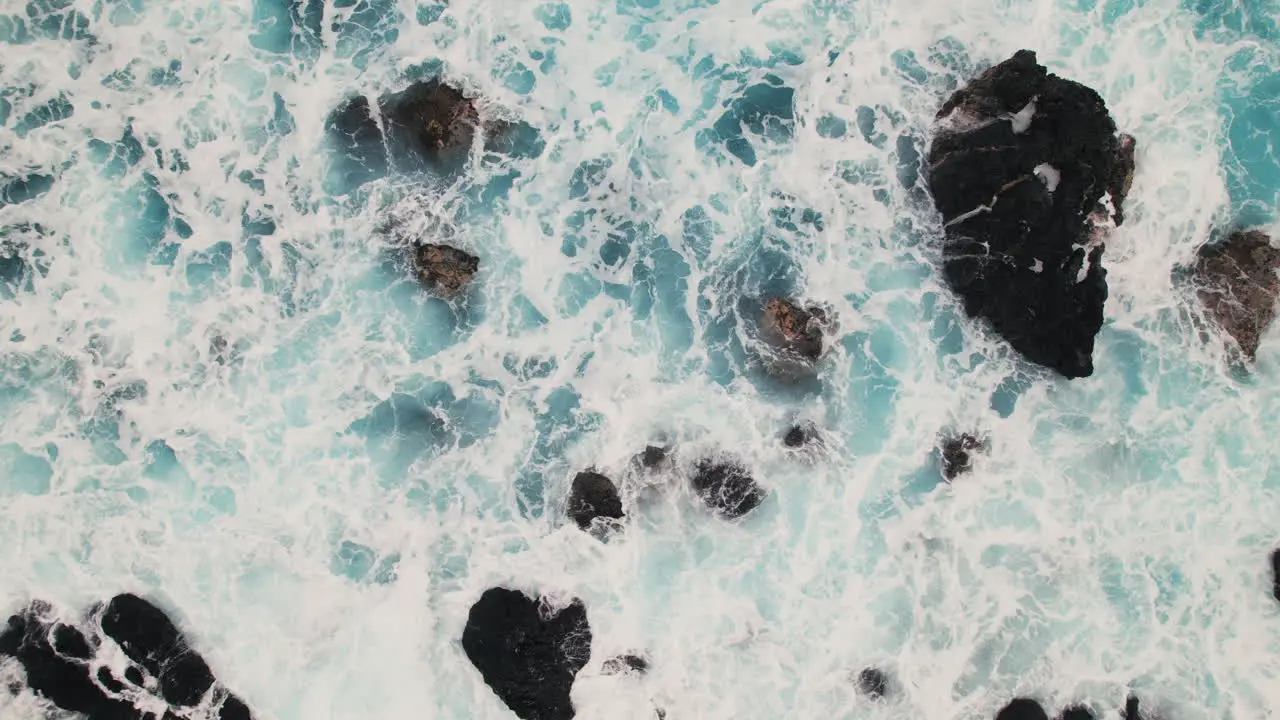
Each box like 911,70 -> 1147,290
1187,0 -> 1278,41
331,0 -> 401,70
88,124 -> 146,179
517,385 -> 604,518
705,76 -> 795,166
250,0 -> 324,55
12,94 -> 73,136
350,381 -> 500,481
535,2 -> 572,30
1216,46 -> 1279,225
0,0 -> 94,44
331,539 -> 399,584
108,173 -> 187,267
0,173 -> 54,206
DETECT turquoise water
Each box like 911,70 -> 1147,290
0,0 -> 1278,718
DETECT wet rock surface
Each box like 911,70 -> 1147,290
1193,230 -> 1279,361
567,470 -> 625,530
760,297 -> 829,361
690,459 -> 766,519
637,445 -> 668,469
855,667 -> 888,700
328,79 -> 479,174
996,698 -> 1050,720
0,594 -> 252,720
939,433 -> 984,480
601,654 -> 649,676
413,243 -> 479,299
783,423 -> 818,448
461,587 -> 592,720
927,50 -> 1131,378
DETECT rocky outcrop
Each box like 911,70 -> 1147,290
601,654 -> 649,676
0,594 -> 252,720
927,50 -> 1133,378
855,667 -> 888,700
636,445 -> 668,469
690,459 -> 766,519
1271,547 -> 1280,604
1058,706 -> 1096,720
1193,230 -> 1279,361
413,243 -> 479,299
567,470 -> 624,531
938,433 -> 984,480
328,79 -> 479,174
461,587 -> 592,720
996,698 -> 1050,720
760,297 -> 830,362
783,423 -> 818,449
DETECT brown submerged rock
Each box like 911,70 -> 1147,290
1194,230 -> 1280,361
413,243 -> 479,299
760,297 -> 829,360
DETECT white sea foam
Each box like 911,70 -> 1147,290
1,0 -> 1278,718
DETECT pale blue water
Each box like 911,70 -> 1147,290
0,0 -> 1278,718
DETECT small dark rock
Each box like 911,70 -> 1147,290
760,297 -> 830,361
639,445 -> 668,469
601,654 -> 649,675
413,243 -> 479,299
996,698 -> 1049,720
461,587 -> 592,720
939,433 -> 984,480
856,667 -> 888,700
1271,547 -> 1280,604
101,593 -> 216,707
1057,706 -> 1096,720
125,665 -> 145,685
690,459 -> 767,519
1122,696 -> 1143,720
1193,230 -> 1279,361
567,470 -> 625,531
783,423 -> 817,448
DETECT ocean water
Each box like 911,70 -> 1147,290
1,0 -> 1278,717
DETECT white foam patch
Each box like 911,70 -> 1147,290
0,0 -> 1278,719
1034,163 -> 1061,192
1010,98 -> 1037,134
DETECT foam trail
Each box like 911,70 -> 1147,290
1,0 -> 1279,718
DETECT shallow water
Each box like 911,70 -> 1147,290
0,0 -> 1278,718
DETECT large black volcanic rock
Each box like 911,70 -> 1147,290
567,470 -> 625,530
927,50 -> 1133,378
101,593 -> 217,707
461,587 -> 592,720
1193,230 -> 1279,361
0,595 -> 252,720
